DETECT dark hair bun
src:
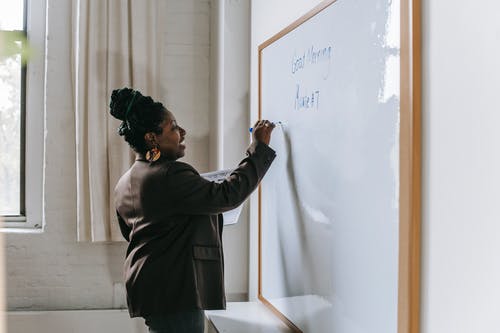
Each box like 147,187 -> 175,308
109,87 -> 166,153
109,87 -> 142,121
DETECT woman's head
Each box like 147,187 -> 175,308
109,88 -> 186,160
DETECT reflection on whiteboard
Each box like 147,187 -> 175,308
201,169 -> 243,225
259,0 -> 401,332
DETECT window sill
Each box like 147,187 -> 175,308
1,216 -> 43,233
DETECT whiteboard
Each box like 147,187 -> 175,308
258,0 -> 416,332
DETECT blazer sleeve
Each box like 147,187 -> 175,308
116,210 -> 131,241
166,141 -> 276,215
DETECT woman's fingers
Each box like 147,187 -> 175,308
254,119 -> 274,128
252,119 -> 275,145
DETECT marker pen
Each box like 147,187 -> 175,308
249,121 -> 282,133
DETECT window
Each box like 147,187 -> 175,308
1,0 -> 45,230
0,0 -> 26,218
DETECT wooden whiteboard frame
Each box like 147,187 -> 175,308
257,0 -> 422,332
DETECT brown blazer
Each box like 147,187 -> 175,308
114,141 -> 276,318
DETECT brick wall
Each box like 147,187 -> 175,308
6,0 -> 212,311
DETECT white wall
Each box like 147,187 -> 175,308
209,0 -> 253,301
421,0 -> 500,332
5,0 -> 214,312
220,0 -> 252,301
160,0 -> 212,172
250,0 -> 500,332
6,0 -> 126,311
5,0 -> 254,320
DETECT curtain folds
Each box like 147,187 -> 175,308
72,0 -> 164,242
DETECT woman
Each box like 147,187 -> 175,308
109,88 -> 276,333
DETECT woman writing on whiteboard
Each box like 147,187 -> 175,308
109,88 -> 276,333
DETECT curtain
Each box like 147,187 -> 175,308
72,0 -> 164,241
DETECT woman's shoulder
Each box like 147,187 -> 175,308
136,160 -> 199,192
156,159 -> 199,176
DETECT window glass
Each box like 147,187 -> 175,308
0,0 -> 24,30
0,1 -> 25,216
0,53 -> 22,215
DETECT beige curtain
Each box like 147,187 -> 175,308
72,0 -> 164,242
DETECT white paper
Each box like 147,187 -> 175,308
201,169 -> 243,225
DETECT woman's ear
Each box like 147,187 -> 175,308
144,133 -> 156,147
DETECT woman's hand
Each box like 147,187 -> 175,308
252,120 -> 276,145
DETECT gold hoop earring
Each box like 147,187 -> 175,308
146,146 -> 161,162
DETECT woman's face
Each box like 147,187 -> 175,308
150,110 -> 186,160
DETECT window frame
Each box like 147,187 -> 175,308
1,0 -> 46,231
